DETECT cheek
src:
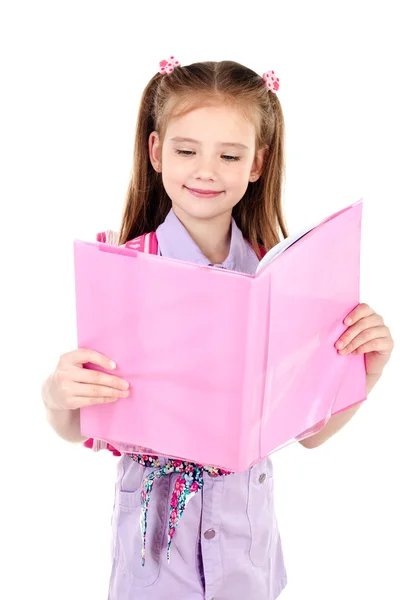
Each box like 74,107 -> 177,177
163,160 -> 187,185
226,166 -> 250,190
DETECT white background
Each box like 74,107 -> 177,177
1,1 -> 413,599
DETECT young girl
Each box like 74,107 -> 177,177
42,57 -> 394,600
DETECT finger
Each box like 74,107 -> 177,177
336,315 -> 386,349
344,303 -> 375,326
71,366 -> 130,391
61,348 -> 117,371
338,326 -> 390,354
351,337 -> 394,355
70,382 -> 130,399
66,394 -> 125,410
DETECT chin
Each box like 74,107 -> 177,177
175,200 -> 234,221
170,189 -> 237,221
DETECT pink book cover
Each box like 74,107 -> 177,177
74,199 -> 366,472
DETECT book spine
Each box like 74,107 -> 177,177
239,275 -> 270,469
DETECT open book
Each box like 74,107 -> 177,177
74,199 -> 366,472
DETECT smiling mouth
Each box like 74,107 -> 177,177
185,187 -> 224,197
186,187 -> 223,194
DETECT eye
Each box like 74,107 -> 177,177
175,150 -> 194,156
222,155 -> 241,162
175,150 -> 241,162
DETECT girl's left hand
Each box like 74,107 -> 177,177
335,303 -> 394,377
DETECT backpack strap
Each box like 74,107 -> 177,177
96,229 -> 120,245
84,228 -> 158,454
96,230 -> 158,253
125,231 -> 158,254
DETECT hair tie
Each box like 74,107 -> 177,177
159,56 -> 181,74
262,70 -> 280,94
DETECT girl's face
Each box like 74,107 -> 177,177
149,104 -> 266,222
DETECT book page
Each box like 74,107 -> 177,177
256,200 -> 362,273
256,221 -> 318,273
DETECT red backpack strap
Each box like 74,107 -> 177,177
259,244 -> 266,259
84,230 -> 158,455
95,231 -> 158,252
251,243 -> 266,260
96,231 -> 106,243
125,231 -> 158,254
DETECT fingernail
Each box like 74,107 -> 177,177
345,317 -> 352,325
109,361 -> 116,369
336,341 -> 344,349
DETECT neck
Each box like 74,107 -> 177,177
172,204 -> 232,264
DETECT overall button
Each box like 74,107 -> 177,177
259,473 -> 267,484
204,528 -> 216,540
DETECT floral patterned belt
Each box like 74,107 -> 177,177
128,453 -> 232,566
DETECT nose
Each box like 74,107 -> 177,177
194,154 -> 218,181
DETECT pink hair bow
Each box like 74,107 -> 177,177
159,56 -> 181,74
262,70 -> 280,93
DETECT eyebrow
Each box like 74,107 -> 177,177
169,136 -> 249,150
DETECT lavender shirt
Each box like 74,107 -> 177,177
108,209 -> 288,599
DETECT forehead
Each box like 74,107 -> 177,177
164,99 -> 257,146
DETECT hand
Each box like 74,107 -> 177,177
43,348 -> 130,411
335,303 -> 394,377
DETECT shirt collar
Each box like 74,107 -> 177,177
155,208 -> 259,274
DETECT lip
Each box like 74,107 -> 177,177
185,186 -> 224,198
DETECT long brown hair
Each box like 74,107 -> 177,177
118,60 -> 288,254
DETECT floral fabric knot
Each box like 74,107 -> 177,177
128,453 -> 232,566
262,70 -> 280,93
159,56 -> 180,74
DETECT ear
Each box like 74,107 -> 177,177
148,131 -> 162,172
249,145 -> 268,182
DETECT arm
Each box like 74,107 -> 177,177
299,373 -> 380,449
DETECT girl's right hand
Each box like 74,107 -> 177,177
44,348 -> 130,411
